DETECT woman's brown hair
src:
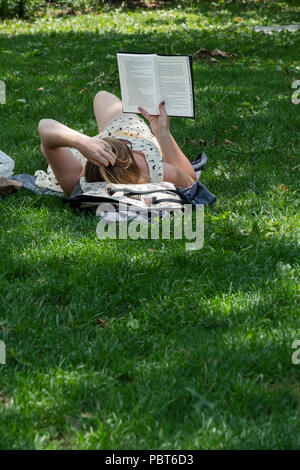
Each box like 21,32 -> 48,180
85,137 -> 149,184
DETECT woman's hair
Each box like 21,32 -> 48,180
85,137 -> 149,184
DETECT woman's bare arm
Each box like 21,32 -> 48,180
38,118 -> 116,167
38,119 -> 87,149
155,129 -> 197,181
138,103 -> 197,182
163,162 -> 196,188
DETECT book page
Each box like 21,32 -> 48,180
117,53 -> 159,115
156,55 -> 194,117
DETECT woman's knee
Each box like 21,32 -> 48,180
38,118 -> 53,140
94,90 -> 112,105
93,90 -> 120,108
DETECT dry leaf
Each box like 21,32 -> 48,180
232,125 -> 238,130
291,155 -> 296,159
278,184 -> 288,192
67,84 -> 72,88
79,88 -> 87,94
213,48 -> 233,58
234,17 -> 244,22
192,48 -> 236,61
37,87 -> 44,91
97,318 -> 106,327
14,89 -> 20,92
81,413 -> 95,419
224,139 -> 237,146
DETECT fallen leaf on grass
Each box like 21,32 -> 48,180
278,184 -> 288,192
192,48 -> 237,61
234,17 -> 244,22
81,413 -> 95,419
14,89 -> 20,92
79,88 -> 87,94
213,48 -> 236,58
291,155 -> 296,159
97,318 -> 106,327
37,87 -> 44,91
184,137 -> 207,146
224,139 -> 237,146
232,125 -> 238,130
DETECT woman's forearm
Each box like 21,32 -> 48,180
155,130 -> 197,181
38,119 -> 88,150
38,118 -> 116,168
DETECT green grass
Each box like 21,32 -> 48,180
0,0 -> 300,450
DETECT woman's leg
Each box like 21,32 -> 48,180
93,90 -> 123,133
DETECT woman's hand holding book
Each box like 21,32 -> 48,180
138,101 -> 170,138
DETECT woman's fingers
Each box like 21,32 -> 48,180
98,140 -> 116,165
92,156 -> 108,167
91,152 -> 115,167
103,150 -> 116,166
159,101 -> 167,115
138,106 -> 151,120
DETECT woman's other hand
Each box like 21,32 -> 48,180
138,101 -> 170,137
77,136 -> 116,167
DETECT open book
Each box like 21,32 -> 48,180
117,52 -> 195,118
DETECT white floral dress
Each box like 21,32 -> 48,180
35,113 -> 164,194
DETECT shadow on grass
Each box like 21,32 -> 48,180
1,315 -> 299,449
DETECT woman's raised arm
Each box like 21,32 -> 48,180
138,103 -> 197,182
38,119 -> 116,167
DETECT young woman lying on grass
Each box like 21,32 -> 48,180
37,90 -> 197,196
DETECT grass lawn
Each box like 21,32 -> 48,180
0,0 -> 299,450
